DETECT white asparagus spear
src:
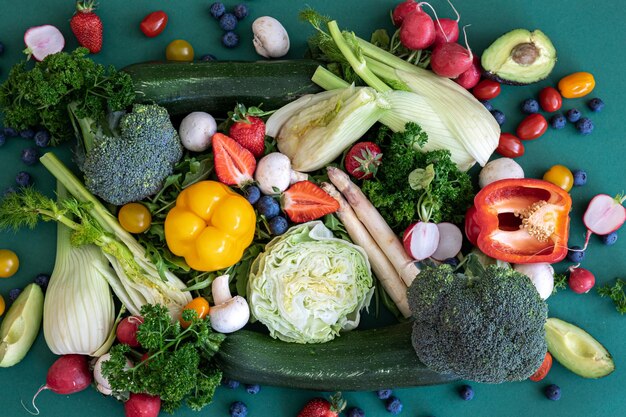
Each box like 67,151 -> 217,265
322,182 -> 412,318
327,166 -> 420,286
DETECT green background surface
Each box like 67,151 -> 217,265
0,0 -> 624,416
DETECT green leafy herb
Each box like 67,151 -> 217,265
0,48 -> 134,145
361,123 -> 474,232
552,273 -> 568,294
597,278 -> 626,314
102,304 -> 225,413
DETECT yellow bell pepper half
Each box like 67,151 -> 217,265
164,181 -> 256,272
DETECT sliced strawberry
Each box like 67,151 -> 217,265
281,181 -> 339,223
212,133 -> 256,187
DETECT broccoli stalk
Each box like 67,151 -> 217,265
407,258 -> 548,383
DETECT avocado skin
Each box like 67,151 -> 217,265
481,28 -> 557,86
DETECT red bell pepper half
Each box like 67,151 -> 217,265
473,178 -> 572,264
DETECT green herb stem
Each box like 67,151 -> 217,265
312,66 -> 350,90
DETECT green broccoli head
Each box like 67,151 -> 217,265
83,104 -> 183,206
408,264 -> 548,383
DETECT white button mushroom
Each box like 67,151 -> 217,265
93,353 -> 132,396
252,16 -> 290,58
178,111 -> 217,152
209,275 -> 250,334
514,263 -> 555,300
478,157 -> 525,188
254,152 -> 308,195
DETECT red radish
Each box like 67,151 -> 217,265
431,222 -> 463,260
432,0 -> 461,47
568,266 -> 595,294
582,194 -> 626,248
455,55 -> 482,89
26,355 -> 92,414
392,0 -> 422,27
125,393 -> 161,417
116,315 -> 144,348
23,25 -> 65,61
399,10 -> 436,50
403,221 -> 440,260
431,42 -> 472,78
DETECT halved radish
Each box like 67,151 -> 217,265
403,221 -> 440,261
582,194 -> 626,247
24,25 -> 65,61
431,222 -> 463,260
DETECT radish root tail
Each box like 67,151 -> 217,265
462,24 -> 473,60
447,0 -> 461,22
419,2 -> 448,42
22,384 -> 48,416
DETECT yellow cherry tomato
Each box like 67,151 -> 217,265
0,294 -> 5,316
118,203 -> 152,234
557,72 -> 595,99
180,297 -> 210,328
543,165 -> 574,192
166,39 -> 194,61
0,249 -> 19,278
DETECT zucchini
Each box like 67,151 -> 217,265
123,60 -> 323,116
215,322 -> 457,391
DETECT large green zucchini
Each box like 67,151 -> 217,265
215,322 -> 457,391
123,60 -> 323,116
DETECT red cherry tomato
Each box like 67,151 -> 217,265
538,87 -> 562,112
472,79 -> 501,100
496,133 -> 525,158
529,352 -> 553,382
140,11 -> 168,38
516,114 -> 548,140
464,205 -> 481,246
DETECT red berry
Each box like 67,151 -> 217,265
281,181 -> 339,223
344,142 -> 382,180
212,133 -> 256,187
70,1 -> 103,53
229,116 -> 266,158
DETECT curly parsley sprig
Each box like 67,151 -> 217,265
597,278 -> 626,314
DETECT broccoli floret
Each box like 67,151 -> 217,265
81,104 -> 183,206
408,263 -> 548,383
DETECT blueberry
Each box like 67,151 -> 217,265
443,257 -> 459,267
4,127 -> 18,137
567,246 -> 585,263
222,31 -> 240,48
587,98 -> 605,112
0,41 -> 4,55
15,171 -> 32,187
346,407 -> 365,417
256,195 -> 280,219
245,384 -> 260,394
565,108 -> 581,123
34,130 -> 51,148
209,2 -> 226,19
376,389 -> 392,400
572,169 -> 587,186
8,288 -> 22,302
549,113 -> 566,129
19,128 -> 35,139
229,401 -> 248,417
385,396 -> 403,415
544,384 -> 561,401
480,100 -> 493,111
0,133 -> 5,147
200,54 -> 217,62
268,216 -> 288,236
490,109 -> 506,126
219,13 -> 238,31
575,117 -> 594,135
21,147 -> 40,165
233,4 -> 249,20
35,274 -> 50,290
245,185 -> 261,205
601,231 -> 618,246
458,384 -> 474,400
521,98 -> 539,114
221,377 -> 240,389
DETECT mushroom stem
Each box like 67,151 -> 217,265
212,275 -> 232,306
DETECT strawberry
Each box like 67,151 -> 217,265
70,1 -> 103,53
297,393 -> 346,417
212,133 -> 256,187
344,141 -> 382,180
281,181 -> 339,223
228,104 -> 270,158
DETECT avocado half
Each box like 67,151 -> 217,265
481,29 -> 557,85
